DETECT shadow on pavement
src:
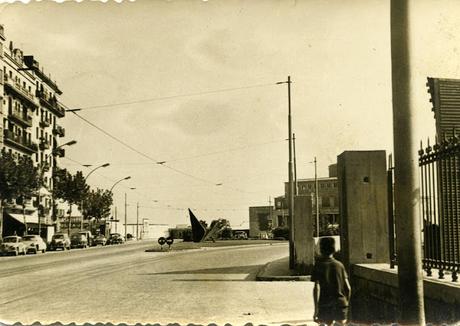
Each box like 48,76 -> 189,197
137,264 -> 264,281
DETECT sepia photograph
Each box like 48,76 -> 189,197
0,0 -> 460,325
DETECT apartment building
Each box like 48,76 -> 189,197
0,25 -> 66,237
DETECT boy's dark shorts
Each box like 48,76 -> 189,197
318,305 -> 349,323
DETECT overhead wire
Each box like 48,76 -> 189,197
69,82 -> 278,112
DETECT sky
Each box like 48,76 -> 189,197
1,0 -> 459,228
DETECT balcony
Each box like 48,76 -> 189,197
3,74 -> 39,109
36,90 -> 65,118
39,138 -> 51,151
3,130 -> 38,154
53,147 -> 65,158
53,125 -> 65,137
9,110 -> 33,127
39,118 -> 51,128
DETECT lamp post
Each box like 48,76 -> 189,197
49,139 -> 77,235
109,176 -> 131,239
277,75 -> 295,269
80,163 -> 110,230
124,187 -> 136,241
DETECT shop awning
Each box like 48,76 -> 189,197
7,212 -> 39,224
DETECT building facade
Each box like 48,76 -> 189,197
284,165 -> 339,235
0,25 -> 66,237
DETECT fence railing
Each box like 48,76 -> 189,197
419,135 -> 460,281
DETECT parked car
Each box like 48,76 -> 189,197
49,233 -> 71,251
107,233 -> 124,245
78,231 -> 94,246
22,235 -> 47,254
234,231 -> 248,240
70,233 -> 88,249
93,234 -> 107,246
0,236 -> 27,256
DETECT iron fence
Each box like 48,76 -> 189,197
419,135 -> 460,281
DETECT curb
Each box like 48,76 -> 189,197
256,261 -> 311,282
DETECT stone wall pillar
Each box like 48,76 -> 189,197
294,195 -> 314,274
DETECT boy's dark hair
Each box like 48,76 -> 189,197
319,237 -> 336,256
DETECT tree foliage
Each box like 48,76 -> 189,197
82,188 -> 113,221
0,149 -> 40,203
53,168 -> 89,207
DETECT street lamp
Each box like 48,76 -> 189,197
52,140 -> 77,156
110,176 -> 131,193
108,176 -> 131,238
80,163 -> 110,230
124,187 -> 136,241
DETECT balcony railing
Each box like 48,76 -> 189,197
53,125 -> 65,137
36,90 -> 65,118
9,110 -> 33,127
39,138 -> 51,150
4,74 -> 39,108
39,118 -> 51,128
3,129 -> 38,153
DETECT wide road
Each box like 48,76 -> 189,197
0,241 -> 312,325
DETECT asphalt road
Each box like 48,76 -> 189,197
0,241 -> 313,325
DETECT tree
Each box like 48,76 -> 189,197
82,188 -> 113,221
53,169 -> 89,233
0,150 -> 18,237
0,150 -> 41,236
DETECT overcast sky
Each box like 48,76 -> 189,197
1,0 -> 459,228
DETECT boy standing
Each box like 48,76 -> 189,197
311,237 -> 351,325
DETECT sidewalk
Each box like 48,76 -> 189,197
256,256 -> 311,281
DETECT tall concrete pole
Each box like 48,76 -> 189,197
391,0 -> 425,324
287,76 -> 295,269
277,76 -> 295,269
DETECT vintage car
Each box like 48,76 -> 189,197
49,233 -> 71,251
22,235 -> 47,254
70,233 -> 88,249
107,233 -> 124,245
77,231 -> 94,246
93,234 -> 107,246
0,236 -> 27,256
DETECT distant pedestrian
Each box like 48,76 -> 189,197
311,237 -> 351,325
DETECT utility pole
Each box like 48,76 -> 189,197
114,206 -> 117,233
277,75 -> 295,269
293,133 -> 298,195
391,0 -> 425,324
136,202 -> 139,241
314,157 -> 319,237
124,193 -> 127,241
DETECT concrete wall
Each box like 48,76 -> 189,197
351,264 -> 460,324
337,150 -> 389,270
293,195 -> 314,274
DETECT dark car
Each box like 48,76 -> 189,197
94,234 -> 107,246
70,233 -> 88,249
107,233 -> 124,245
49,233 -> 71,251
